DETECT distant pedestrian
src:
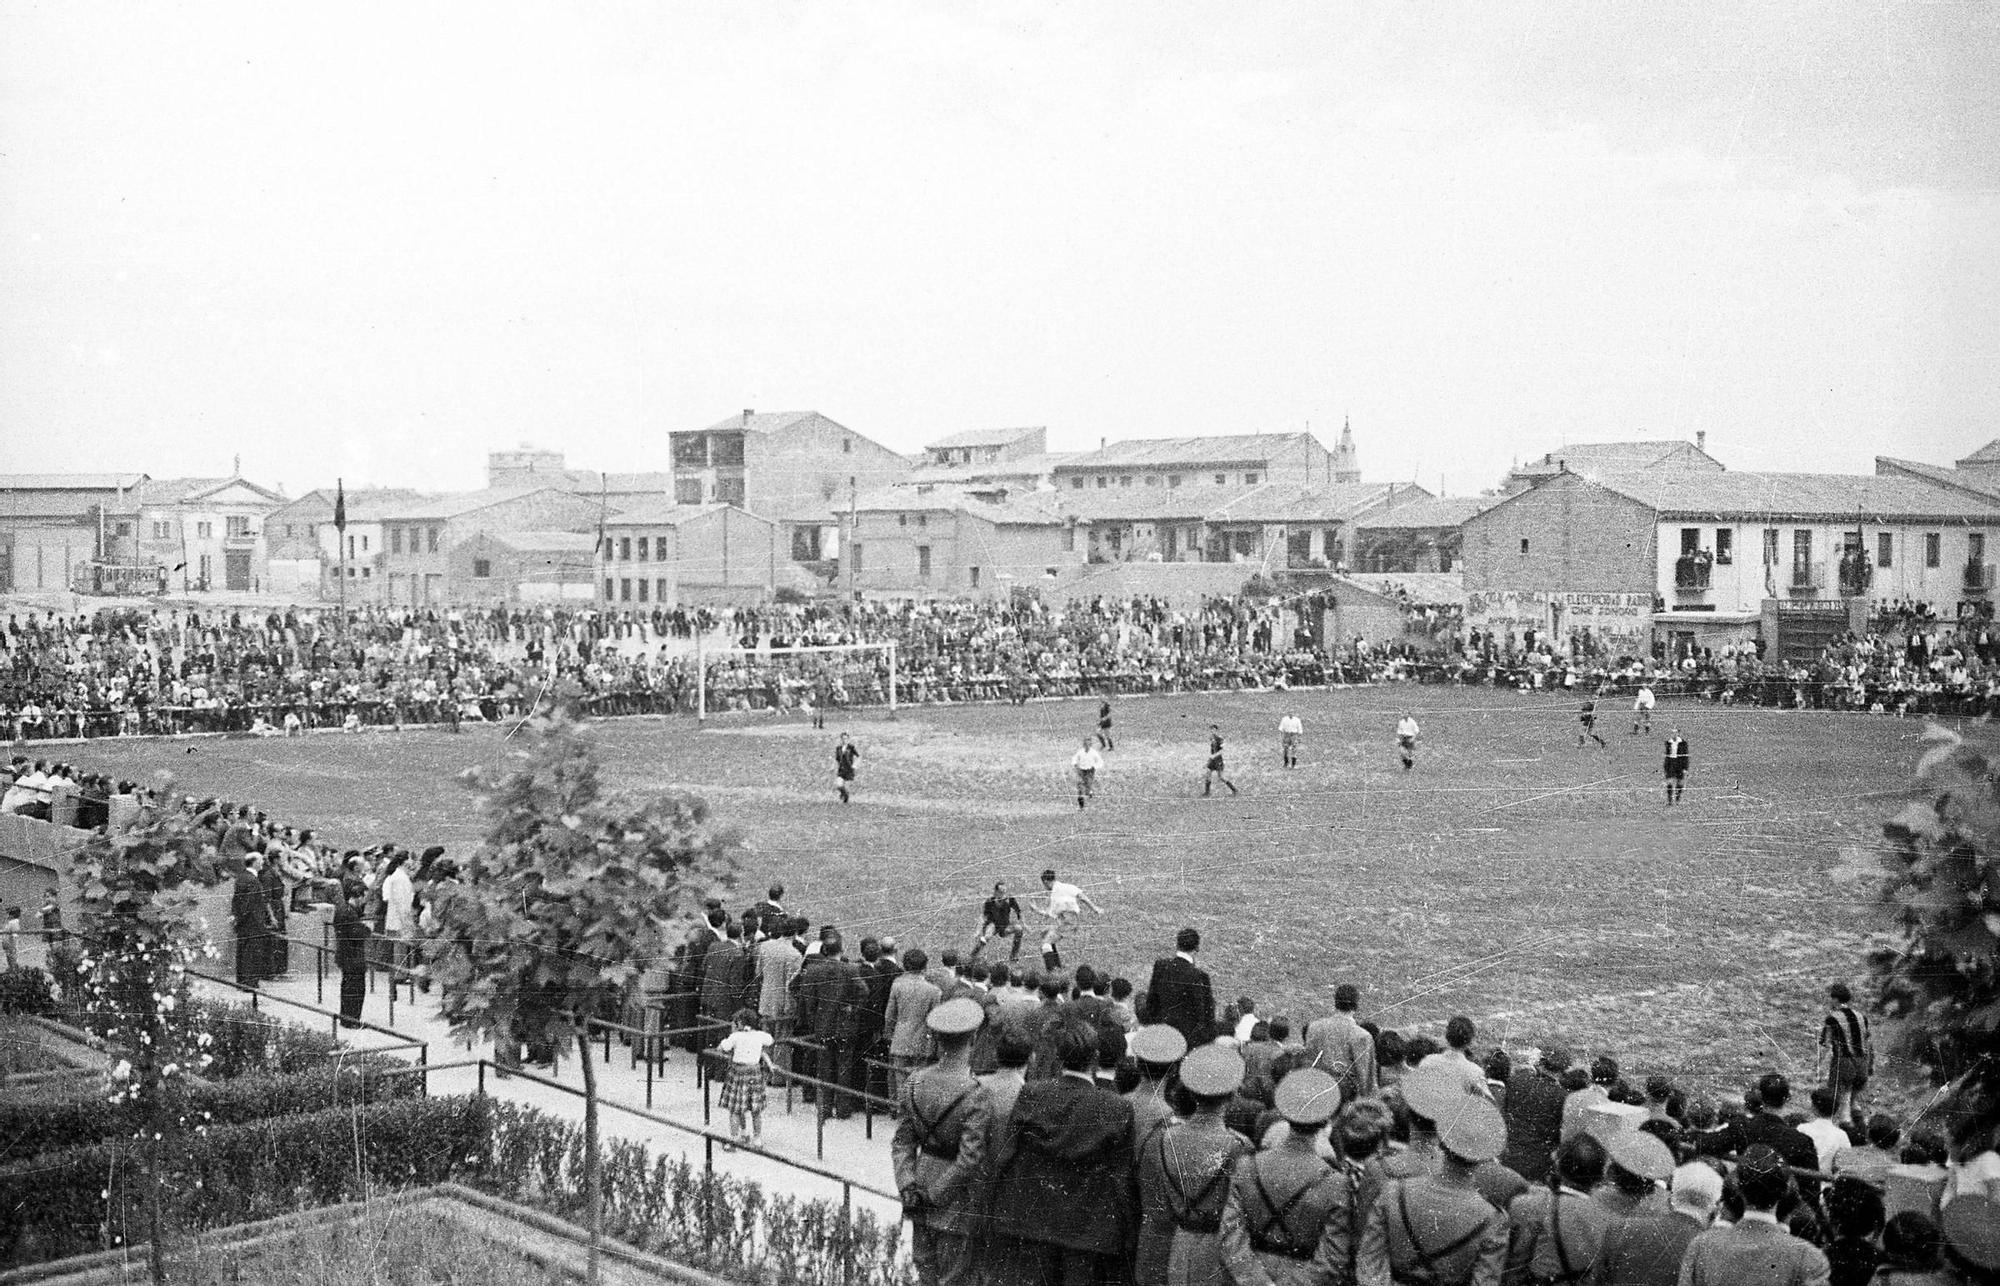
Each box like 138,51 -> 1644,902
1632,685 -> 1656,734
1096,699 -> 1115,750
834,732 -> 860,804
1395,713 -> 1420,771
332,880 -> 370,1028
1664,729 -> 1689,805
1203,725 -> 1238,796
1278,712 -> 1303,768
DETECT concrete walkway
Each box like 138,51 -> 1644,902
21,936 -> 902,1221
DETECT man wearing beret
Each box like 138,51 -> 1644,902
1217,1067 -> 1363,1286
1357,1091 -> 1510,1285
1675,1144 -> 1829,1285
985,1014 -> 1136,1286
892,999 -> 994,1286
1137,1044 -> 1254,1286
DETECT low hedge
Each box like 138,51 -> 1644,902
0,1093 -> 490,1267
0,1056 -> 421,1161
0,966 -> 57,1016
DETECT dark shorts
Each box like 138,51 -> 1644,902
1207,757 -> 1224,772
1664,765 -> 1685,779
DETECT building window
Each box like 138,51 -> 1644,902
152,521 -> 170,539
1244,473 -> 1259,485
1062,526 -> 1076,552
899,514 -> 908,527
675,479 -> 703,506
1071,477 -> 1084,490
1973,533 -> 1988,566
472,559 -> 492,579
197,521 -> 213,539
791,527 -> 823,561
604,578 -> 615,600
1878,532 -> 1893,568
635,537 -> 648,562
1762,528 -> 1780,566
1715,529 -> 1733,565
850,542 -> 862,573
637,578 -> 649,602
620,578 -> 632,602
360,567 -> 370,578
360,535 -> 369,552
1214,474 -> 1226,485
970,566 -> 981,588
428,527 -> 440,553
348,536 -> 357,560
657,578 -> 670,601
619,537 -> 632,561
1793,529 -> 1813,585
1519,538 -> 1529,555
1168,474 -> 1182,488
391,528 -> 403,554
347,567 -> 356,579
1144,475 -> 1160,486
1118,476 -> 1133,488
1926,532 -> 1942,567
915,514 -> 927,529
843,438 -> 852,453
917,545 -> 931,579
115,521 -> 132,537
1680,527 -> 1701,554
226,515 -> 251,538
1095,477 -> 1107,489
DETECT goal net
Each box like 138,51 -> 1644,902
694,640 -> 899,721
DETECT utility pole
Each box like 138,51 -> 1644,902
846,478 -> 858,602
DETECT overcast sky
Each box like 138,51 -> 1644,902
4,2 -> 1995,497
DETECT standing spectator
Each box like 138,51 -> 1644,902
887,947 -> 942,1103
1215,1066 -> 1353,1285
2,905 -> 20,971
795,933 -> 863,1118
380,854 -> 415,978
1741,1072 -> 1822,1199
1817,982 -> 1873,1125
1417,1015 -> 1489,1098
1833,1114 -> 1901,1186
332,881 -> 371,1028
1136,1046 -> 1252,1286
230,856 -> 271,986
1504,1132 -> 1617,1283
38,887 -> 64,947
891,999 -> 991,1286
1587,1160 -> 1721,1286
1356,1090 -> 1510,1285
984,1015 -> 1135,1286
1304,983 -> 1378,1103
1675,1144 -> 1831,1284
1820,1176 -> 1884,1286
755,915 -> 803,1084
1139,927 -> 1216,1048
699,921 -> 752,1043
1799,1087 -> 1853,1174
259,847 -> 289,978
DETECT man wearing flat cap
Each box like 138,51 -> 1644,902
1137,1044 -> 1253,1286
892,998 -> 993,1286
1675,1144 -> 1828,1284
1217,1067 -> 1363,1286
1357,1091 -> 1509,1285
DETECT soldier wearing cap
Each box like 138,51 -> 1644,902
1130,1025 -> 1188,1153
1217,1067 -> 1364,1286
1138,1044 -> 1254,1286
891,998 -> 993,1286
1357,1090 -> 1509,1285
1501,1133 -> 1617,1286
1388,1065 -> 1530,1219
1593,1131 -> 1674,1221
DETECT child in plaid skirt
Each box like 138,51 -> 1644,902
716,1008 -> 775,1147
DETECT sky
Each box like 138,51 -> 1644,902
3,2 -> 1996,497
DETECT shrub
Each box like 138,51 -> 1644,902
0,966 -> 56,1016
191,996 -> 347,1079
0,1057 -> 420,1161
44,941 -> 85,1010
0,1094 -> 491,1267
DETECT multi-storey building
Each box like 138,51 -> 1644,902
373,487 -> 603,607
136,477 -> 286,593
263,487 -> 430,600
598,500 -> 782,605
1050,431 -> 1335,495
837,485 -> 1086,600
0,473 -> 148,592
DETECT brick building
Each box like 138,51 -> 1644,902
1352,495 -> 1494,573
598,501 -> 782,605
264,487 -> 430,601
373,487 -> 603,607
667,410 -> 911,565
838,485 -> 1085,600
449,531 -> 599,606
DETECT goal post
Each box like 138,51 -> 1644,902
694,639 -> 898,722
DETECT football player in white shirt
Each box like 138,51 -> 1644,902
1278,713 -> 1303,768
1395,713 -> 1420,771
1032,867 -> 1102,969
1632,685 -> 1656,734
1070,738 -> 1104,810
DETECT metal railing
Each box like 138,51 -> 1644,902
189,967 -> 430,1065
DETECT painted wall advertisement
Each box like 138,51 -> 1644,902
1463,589 -> 1654,654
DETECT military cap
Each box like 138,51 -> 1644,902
1944,1195 -> 2000,1271
1607,1130 -> 1676,1182
1397,1064 -> 1463,1123
1131,1024 -> 1188,1065
1274,1068 -> 1342,1126
1178,1045 -> 1246,1098
926,997 -> 985,1036
1434,1092 -> 1507,1164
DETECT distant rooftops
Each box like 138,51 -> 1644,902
1054,432 -> 1320,471
1510,440 -> 1723,482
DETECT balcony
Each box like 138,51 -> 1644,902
1966,562 -> 1995,594
1673,553 -> 1712,592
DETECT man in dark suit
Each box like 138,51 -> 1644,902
1501,1043 -> 1573,1183
1740,1072 -> 1821,1199
795,933 -> 864,1117
1137,927 -> 1215,1047
1677,1146 -> 1829,1283
332,880 -> 372,1028
231,856 -> 273,987
985,1013 -> 1136,1286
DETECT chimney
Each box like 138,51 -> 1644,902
1100,437 -> 1106,450
1696,430 -> 1707,454
743,409 -> 755,425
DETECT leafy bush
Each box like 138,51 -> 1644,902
44,940 -> 84,1010
0,966 -> 56,1016
191,996 -> 347,1079
0,1058 -> 419,1161
0,1094 -> 491,1267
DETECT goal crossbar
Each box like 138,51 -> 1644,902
694,640 -> 897,721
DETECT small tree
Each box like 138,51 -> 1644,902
1872,724 -> 2000,1086
70,775 -> 227,1284
427,697 -> 737,1285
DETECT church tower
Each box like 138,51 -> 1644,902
1332,416 -> 1361,484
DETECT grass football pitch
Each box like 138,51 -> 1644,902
70,685 -> 1926,1100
